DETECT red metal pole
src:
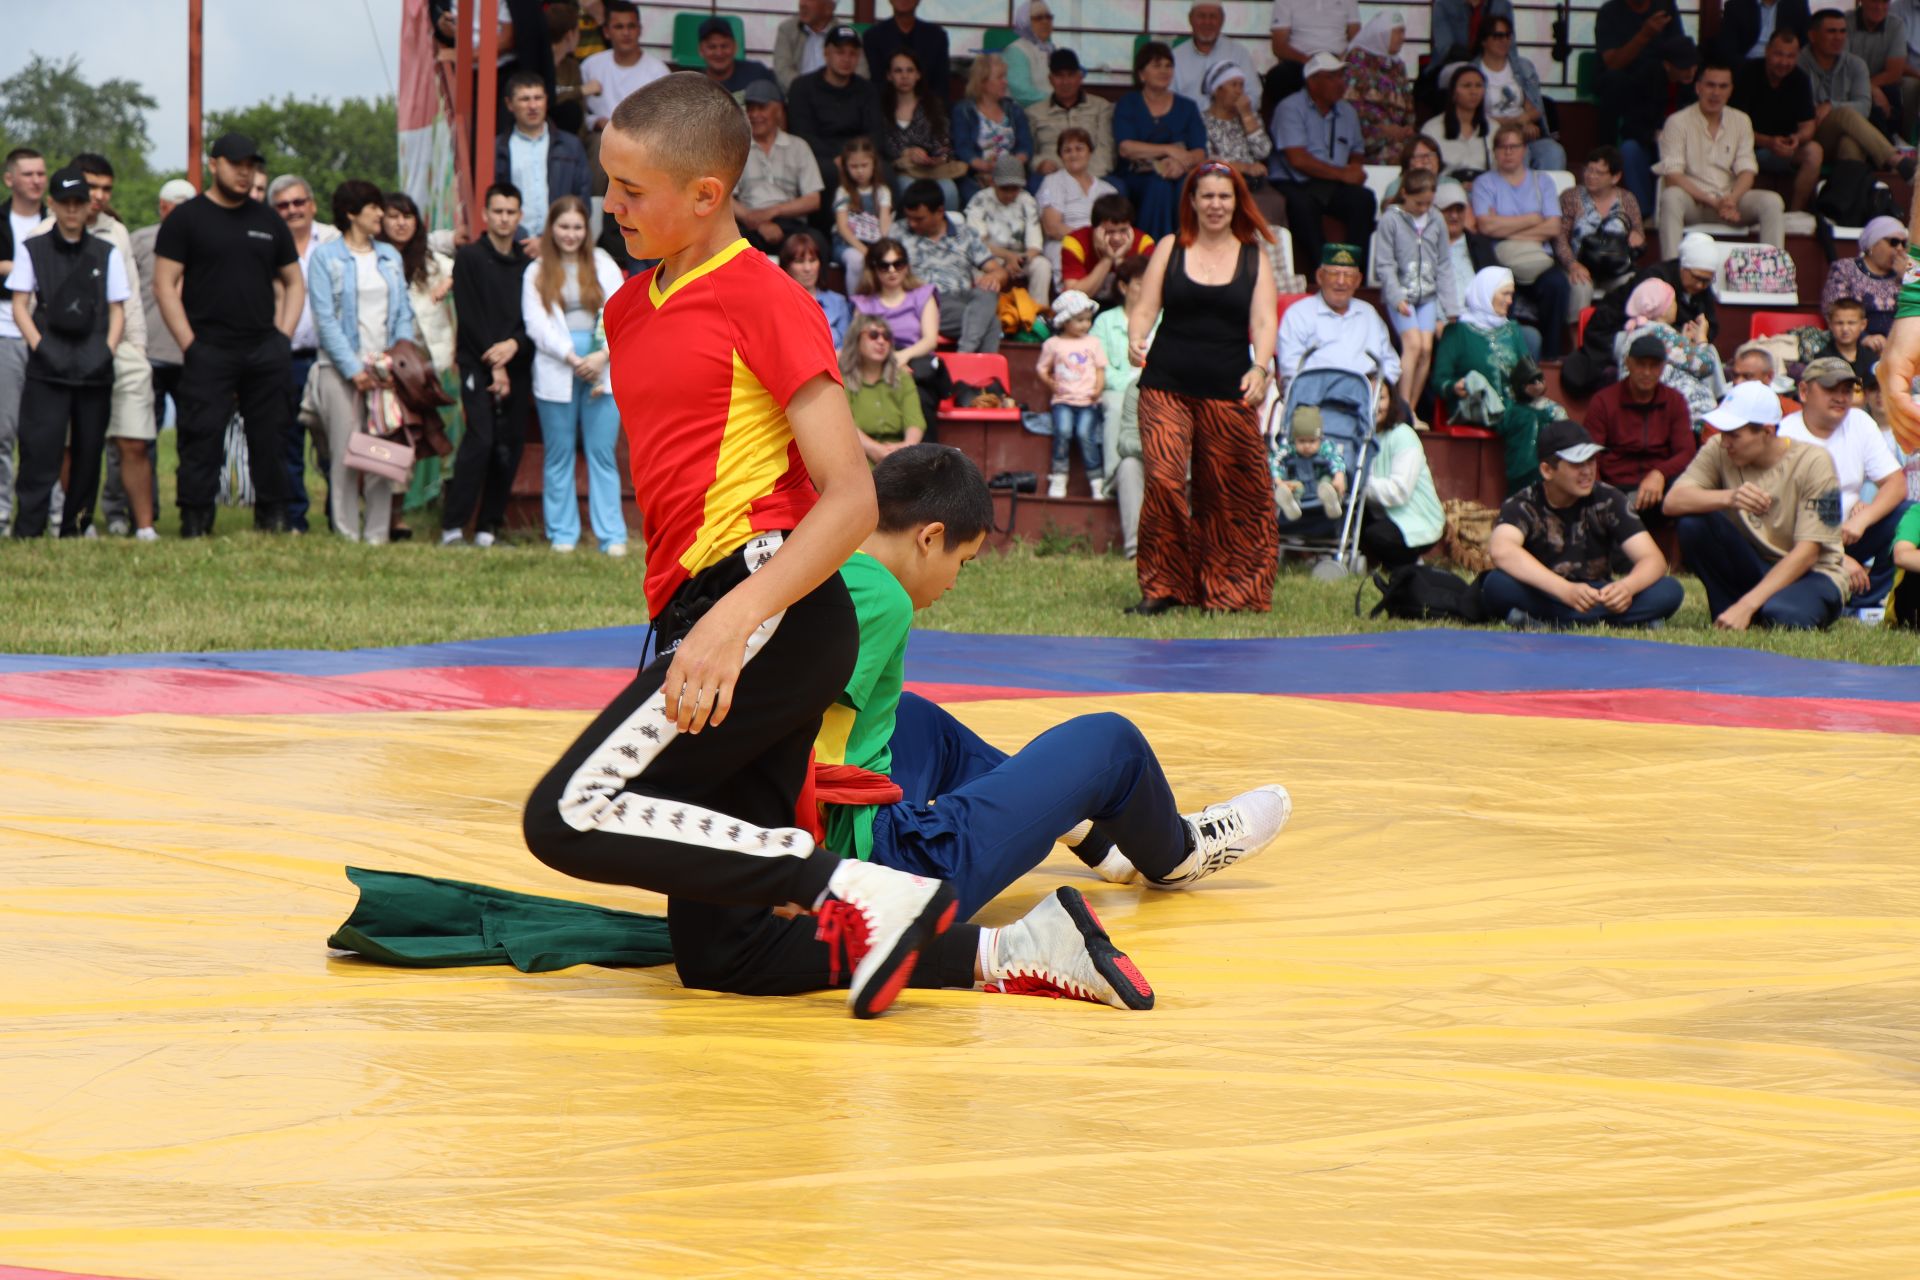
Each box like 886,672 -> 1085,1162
454,0 -> 475,233
187,0 -> 204,187
474,1 -> 500,241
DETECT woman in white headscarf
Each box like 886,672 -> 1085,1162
1002,1 -> 1056,109
1432,267 -> 1525,414
1345,12 -> 1414,166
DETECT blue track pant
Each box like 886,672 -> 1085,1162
865,693 -> 1188,919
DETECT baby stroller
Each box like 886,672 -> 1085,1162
1268,365 -> 1380,577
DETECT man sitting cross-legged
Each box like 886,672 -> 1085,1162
1664,379 -> 1850,629
814,444 -> 1294,1009
1483,419 -> 1687,628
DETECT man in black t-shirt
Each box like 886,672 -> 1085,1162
1732,29 -> 1822,211
152,132 -> 304,537
1484,420 -> 1686,627
1594,0 -> 1699,217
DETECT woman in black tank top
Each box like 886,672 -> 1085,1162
1124,164 -> 1280,614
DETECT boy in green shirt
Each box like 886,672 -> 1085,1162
816,445 -> 1294,1009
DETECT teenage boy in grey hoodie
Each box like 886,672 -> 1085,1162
1375,170 -> 1459,414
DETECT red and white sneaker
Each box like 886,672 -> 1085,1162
982,887 -> 1154,1010
817,860 -> 958,1019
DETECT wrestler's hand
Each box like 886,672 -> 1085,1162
1880,315 -> 1920,445
662,601 -> 754,734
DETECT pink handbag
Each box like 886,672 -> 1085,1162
344,387 -> 416,484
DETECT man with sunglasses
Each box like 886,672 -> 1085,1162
267,173 -> 339,534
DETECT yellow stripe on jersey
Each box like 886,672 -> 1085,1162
649,237 -> 752,307
815,702 -> 857,767
678,348 -> 799,579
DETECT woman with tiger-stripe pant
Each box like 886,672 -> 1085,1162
1125,161 -> 1279,614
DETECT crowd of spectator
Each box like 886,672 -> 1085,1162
5,0 -> 1920,634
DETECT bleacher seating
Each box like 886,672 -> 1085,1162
1748,311 -> 1823,339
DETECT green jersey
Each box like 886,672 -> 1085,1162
816,551 -> 914,860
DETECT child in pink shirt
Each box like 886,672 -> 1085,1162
1037,290 -> 1108,499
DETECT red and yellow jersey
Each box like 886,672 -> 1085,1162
606,239 -> 839,614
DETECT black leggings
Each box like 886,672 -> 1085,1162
522,535 -> 977,994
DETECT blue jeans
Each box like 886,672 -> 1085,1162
1482,569 -> 1685,627
1050,402 -> 1102,475
867,692 -> 1188,920
1618,140 -> 1657,230
1677,513 -> 1844,629
1527,138 -> 1567,171
283,350 -> 318,532
1849,499 -> 1913,610
534,330 -> 627,550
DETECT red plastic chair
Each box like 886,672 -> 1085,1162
1576,306 -> 1594,347
937,352 -> 1021,421
1749,310 -> 1823,339
1427,396 -> 1495,439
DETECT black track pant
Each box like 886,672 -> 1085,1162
444,363 -> 529,535
13,377 -> 108,538
176,334 -> 292,519
523,534 -> 980,993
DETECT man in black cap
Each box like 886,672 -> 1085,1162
152,132 -> 303,536
1484,419 -> 1686,628
787,23 -> 886,181
1582,331 -> 1697,529
862,0 -> 949,103
5,165 -> 126,538
695,16 -> 774,99
1029,48 -> 1116,181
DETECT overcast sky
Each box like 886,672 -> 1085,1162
9,0 -> 404,170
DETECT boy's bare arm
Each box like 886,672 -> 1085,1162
661,373 -> 878,734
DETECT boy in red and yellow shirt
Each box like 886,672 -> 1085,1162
521,74 -> 954,1019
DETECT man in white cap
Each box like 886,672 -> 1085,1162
1267,50 -> 1374,277
1485,419 -> 1685,628
1174,2 -> 1262,112
1655,54 -> 1787,251
1780,354 -> 1911,614
1267,0 -> 1359,107
1665,380 -> 1849,629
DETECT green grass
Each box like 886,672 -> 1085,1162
4,434 -> 1915,664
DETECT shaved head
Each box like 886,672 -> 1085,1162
609,71 -> 749,188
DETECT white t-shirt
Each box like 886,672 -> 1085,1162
351,247 -> 389,358
1480,61 -> 1524,121
582,49 -> 672,125
1,207 -> 42,339
1779,407 -> 1902,517
5,236 -> 131,303
1269,0 -> 1361,57
1036,170 -> 1118,236
291,223 -> 340,352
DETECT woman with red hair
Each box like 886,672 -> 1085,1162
1124,163 -> 1279,614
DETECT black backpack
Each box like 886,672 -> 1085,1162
1813,160 -> 1893,227
1362,565 -> 1489,623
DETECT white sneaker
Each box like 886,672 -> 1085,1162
604,542 -> 628,558
981,887 -> 1154,1010
107,517 -> 132,537
473,531 -> 496,548
440,530 -> 465,547
1274,481 -> 1303,521
817,860 -> 957,1019
1047,471 -> 1068,499
134,527 -> 159,542
1089,477 -> 1107,502
1157,784 -> 1293,888
552,542 -> 576,554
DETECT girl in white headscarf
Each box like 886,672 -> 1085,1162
1003,1 -> 1056,108
1345,11 -> 1413,165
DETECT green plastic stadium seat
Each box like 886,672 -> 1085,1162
983,27 -> 1016,52
1575,51 -> 1600,103
670,12 -> 746,69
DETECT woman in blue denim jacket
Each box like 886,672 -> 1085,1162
306,180 -> 417,543
950,55 -> 1034,205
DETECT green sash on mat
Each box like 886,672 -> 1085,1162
328,867 -> 673,971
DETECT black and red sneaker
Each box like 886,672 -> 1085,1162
817,860 -> 958,1019
982,887 -> 1154,1010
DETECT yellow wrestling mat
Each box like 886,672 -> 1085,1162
7,692 -> 1920,1278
